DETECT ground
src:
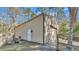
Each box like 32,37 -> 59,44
59,38 -> 79,51
0,41 -> 55,51
0,39 -> 79,51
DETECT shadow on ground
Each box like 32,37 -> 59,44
0,41 -> 55,51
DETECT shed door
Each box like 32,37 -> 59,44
27,29 -> 32,41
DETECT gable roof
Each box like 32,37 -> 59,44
15,13 -> 44,28
15,13 -> 57,30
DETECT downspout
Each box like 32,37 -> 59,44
43,13 -> 45,45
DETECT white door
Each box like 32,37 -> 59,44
27,29 -> 32,41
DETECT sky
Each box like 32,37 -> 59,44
0,7 -> 41,24
0,7 -> 73,24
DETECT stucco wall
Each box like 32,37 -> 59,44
15,14 -> 44,43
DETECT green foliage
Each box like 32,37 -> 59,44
73,21 -> 79,33
59,20 -> 79,38
59,20 -> 68,34
31,12 -> 36,18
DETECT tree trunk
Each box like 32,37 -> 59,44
67,7 -> 78,50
